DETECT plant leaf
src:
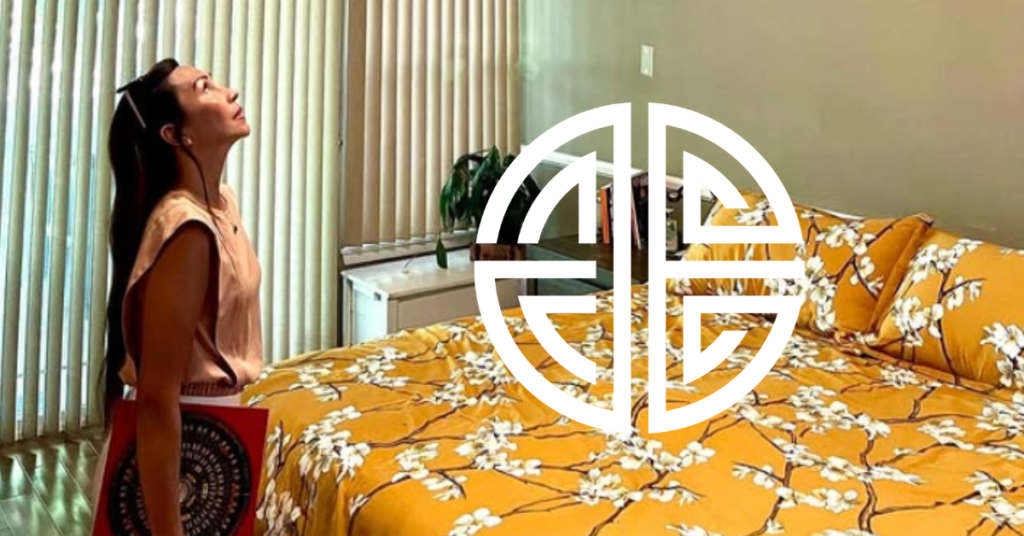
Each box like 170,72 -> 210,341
453,166 -> 472,225
487,145 -> 501,166
454,168 -> 470,225
439,179 -> 452,230
435,238 -> 448,269
441,147 -> 538,235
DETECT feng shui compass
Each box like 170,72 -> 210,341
94,403 -> 269,536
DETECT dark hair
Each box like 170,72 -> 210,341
103,58 -> 218,427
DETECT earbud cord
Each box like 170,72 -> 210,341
182,143 -> 239,276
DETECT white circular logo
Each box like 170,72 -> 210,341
474,103 -> 806,433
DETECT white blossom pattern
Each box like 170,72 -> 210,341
246,286 -> 1024,536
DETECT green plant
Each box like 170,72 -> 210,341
436,146 -> 540,268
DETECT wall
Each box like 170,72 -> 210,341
521,0 -> 1024,246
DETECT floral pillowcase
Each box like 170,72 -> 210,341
670,191 -> 933,339
873,229 -> 1024,391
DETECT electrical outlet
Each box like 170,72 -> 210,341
641,45 -> 654,77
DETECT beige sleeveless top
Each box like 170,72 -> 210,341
120,184 -> 263,396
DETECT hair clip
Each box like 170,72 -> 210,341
116,60 -> 179,130
116,82 -> 147,130
122,91 -> 147,130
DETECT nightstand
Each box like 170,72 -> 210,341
341,249 -> 524,345
524,235 -> 651,296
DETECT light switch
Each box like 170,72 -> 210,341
641,44 -> 654,77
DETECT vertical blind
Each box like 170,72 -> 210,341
0,0 -> 343,444
342,0 -> 521,248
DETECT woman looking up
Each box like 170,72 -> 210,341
98,58 -> 263,536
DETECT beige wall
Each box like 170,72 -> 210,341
521,0 -> 1024,246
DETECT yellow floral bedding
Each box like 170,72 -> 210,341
874,229 -> 1024,391
245,286 -> 1024,536
682,190 -> 932,338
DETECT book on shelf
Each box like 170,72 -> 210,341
596,172 -> 650,249
599,184 -> 612,245
630,172 -> 649,250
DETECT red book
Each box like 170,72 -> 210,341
630,185 -> 642,249
93,402 -> 269,536
600,186 -> 611,245
629,172 -> 649,249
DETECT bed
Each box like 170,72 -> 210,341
243,284 -> 1024,536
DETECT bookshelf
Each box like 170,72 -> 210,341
525,235 -> 675,296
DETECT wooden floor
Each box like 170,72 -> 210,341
0,429 -> 104,536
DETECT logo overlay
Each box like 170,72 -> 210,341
474,104 -> 806,433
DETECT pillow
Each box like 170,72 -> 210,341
874,229 -> 1024,390
672,190 -> 933,338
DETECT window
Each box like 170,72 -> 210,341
0,0 -> 343,444
341,0 -> 521,252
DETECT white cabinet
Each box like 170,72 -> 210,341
341,249 -> 524,346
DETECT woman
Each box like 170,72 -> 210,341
98,59 -> 262,536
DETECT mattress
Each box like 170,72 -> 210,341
244,286 -> 1024,536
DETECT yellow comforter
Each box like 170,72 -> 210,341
245,286 -> 1024,536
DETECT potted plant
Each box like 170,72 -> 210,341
436,146 -> 541,268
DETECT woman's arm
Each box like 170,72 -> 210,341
135,224 -> 213,536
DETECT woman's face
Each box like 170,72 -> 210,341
166,65 -> 249,148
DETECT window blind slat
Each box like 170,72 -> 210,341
395,0 -> 412,241
241,0 -> 263,244
45,0 -> 82,436
119,0 -> 138,83
425,0 -> 441,236
439,0 -> 454,233
224,0 -> 245,199
65,0 -> 100,434
159,0 -> 174,59
507,0 -> 520,152
494,0 -> 507,153
179,0 -> 196,64
288,0 -> 309,357
360,0 -> 381,245
304,0 -> 326,349
468,0 -> 481,152
141,0 -> 158,68
196,0 -> 215,71
213,0 -> 231,99
271,0 -> 296,360
87,0 -> 123,426
257,0 -> 280,358
0,0 -> 15,182
378,0 -> 397,244
342,1 -> 366,248
1,0 -> 39,444
481,0 -> 493,151
321,0 -> 342,348
454,0 -> 468,159
23,0 -> 60,441
342,0 -> 366,248
410,0 -> 427,239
